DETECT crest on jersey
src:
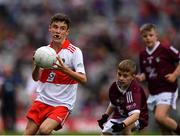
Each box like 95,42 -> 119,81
155,57 -> 160,63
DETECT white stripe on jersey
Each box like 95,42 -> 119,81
170,46 -> 179,54
126,91 -> 133,103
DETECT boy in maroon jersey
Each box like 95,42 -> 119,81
136,23 -> 180,135
97,59 -> 148,135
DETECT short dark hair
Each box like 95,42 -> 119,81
140,23 -> 157,34
118,59 -> 136,74
50,13 -> 71,29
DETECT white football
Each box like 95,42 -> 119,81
34,46 -> 57,68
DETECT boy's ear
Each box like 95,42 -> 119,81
66,29 -> 70,35
155,31 -> 159,37
49,25 -> 52,31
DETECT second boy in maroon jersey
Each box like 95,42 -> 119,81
109,80 -> 148,129
98,59 -> 148,135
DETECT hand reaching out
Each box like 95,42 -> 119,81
97,114 -> 109,129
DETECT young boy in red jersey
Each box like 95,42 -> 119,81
24,13 -> 87,135
98,59 -> 148,135
136,23 -> 180,135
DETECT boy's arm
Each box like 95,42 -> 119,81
111,112 -> 140,132
165,63 -> 180,83
32,64 -> 41,81
104,103 -> 115,115
97,103 -> 115,129
55,56 -> 87,85
122,112 -> 140,127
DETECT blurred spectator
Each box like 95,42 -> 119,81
25,75 -> 38,104
0,65 -> 17,132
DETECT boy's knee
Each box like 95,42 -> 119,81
154,113 -> 165,124
38,126 -> 52,135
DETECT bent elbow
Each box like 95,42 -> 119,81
32,76 -> 39,82
80,77 -> 87,85
33,78 -> 39,82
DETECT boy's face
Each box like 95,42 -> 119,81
141,28 -> 158,49
49,21 -> 69,44
117,70 -> 134,89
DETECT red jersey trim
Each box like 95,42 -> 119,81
67,45 -> 76,53
49,39 -> 76,54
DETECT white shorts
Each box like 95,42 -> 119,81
102,118 -> 140,135
147,89 -> 178,111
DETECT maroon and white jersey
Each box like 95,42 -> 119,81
35,39 -> 86,110
109,80 -> 148,128
139,41 -> 179,95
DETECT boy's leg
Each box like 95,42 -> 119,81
154,104 -> 177,134
24,119 -> 39,135
37,118 -> 59,135
37,106 -> 70,135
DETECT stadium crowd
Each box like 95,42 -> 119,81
0,0 -> 179,134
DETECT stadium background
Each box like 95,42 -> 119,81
0,0 -> 179,135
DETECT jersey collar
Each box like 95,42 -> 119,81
50,39 -> 70,53
116,81 -> 127,95
146,41 -> 160,55
61,39 -> 70,49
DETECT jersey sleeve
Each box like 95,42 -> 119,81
167,46 -> 180,63
72,47 -> 86,74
